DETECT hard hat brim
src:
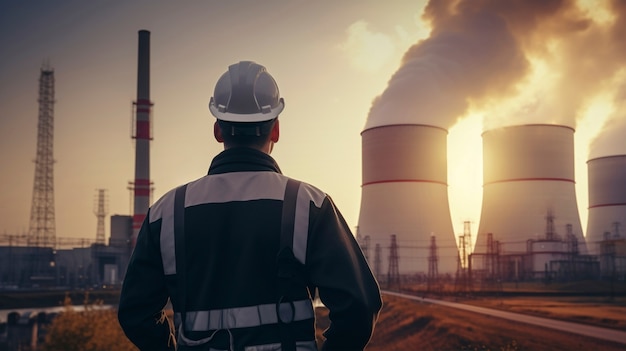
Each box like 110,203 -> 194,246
209,98 -> 284,122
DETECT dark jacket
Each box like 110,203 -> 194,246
118,147 -> 382,350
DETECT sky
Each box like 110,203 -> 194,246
0,0 -> 624,246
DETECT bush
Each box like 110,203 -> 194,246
43,293 -> 137,351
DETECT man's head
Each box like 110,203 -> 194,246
209,61 -> 283,153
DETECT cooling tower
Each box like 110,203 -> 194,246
358,124 -> 459,277
586,155 -> 626,255
476,124 -> 587,254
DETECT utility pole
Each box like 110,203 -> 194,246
455,232 -> 473,294
387,234 -> 400,289
427,234 -> 438,293
565,224 -> 578,280
455,235 -> 466,293
94,189 -> 108,245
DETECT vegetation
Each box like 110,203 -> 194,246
43,293 -> 137,351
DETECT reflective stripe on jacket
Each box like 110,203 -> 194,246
151,171 -> 326,275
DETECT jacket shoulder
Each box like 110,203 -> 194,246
289,177 -> 327,208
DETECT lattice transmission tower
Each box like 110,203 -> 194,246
428,234 -> 439,281
28,64 -> 56,248
387,234 -> 400,289
94,189 -> 109,245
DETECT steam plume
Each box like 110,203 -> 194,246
366,0 -> 626,150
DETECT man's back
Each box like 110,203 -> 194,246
151,148 -> 317,348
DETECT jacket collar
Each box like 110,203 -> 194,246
208,147 -> 282,175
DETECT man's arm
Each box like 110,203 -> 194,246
118,213 -> 174,350
306,196 -> 383,351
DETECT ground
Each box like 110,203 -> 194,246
314,289 -> 626,351
3,285 -> 625,350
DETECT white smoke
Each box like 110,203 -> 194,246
589,80 -> 626,159
366,0 -> 626,152
366,1 -> 527,130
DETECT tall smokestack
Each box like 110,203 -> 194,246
131,30 -> 152,249
475,124 -> 587,254
358,124 -> 459,277
586,155 -> 626,254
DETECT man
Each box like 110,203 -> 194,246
118,61 -> 382,351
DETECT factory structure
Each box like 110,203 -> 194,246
0,30 -> 624,291
0,31 -> 152,290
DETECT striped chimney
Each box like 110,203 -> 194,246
131,30 -> 153,249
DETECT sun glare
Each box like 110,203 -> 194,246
447,112 -> 483,244
574,91 -> 615,231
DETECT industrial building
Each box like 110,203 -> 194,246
0,214 -> 131,289
470,214 -> 600,283
0,31 -> 149,290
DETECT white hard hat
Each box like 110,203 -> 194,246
209,61 -> 284,122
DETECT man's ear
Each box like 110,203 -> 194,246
214,121 -> 224,143
270,119 -> 280,143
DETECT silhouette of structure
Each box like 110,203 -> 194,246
476,232 -> 502,292
427,234 -> 439,292
29,64 -> 56,249
455,232 -> 472,293
129,30 -> 154,250
94,189 -> 108,245
387,234 -> 400,289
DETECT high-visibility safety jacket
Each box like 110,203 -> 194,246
118,147 -> 382,351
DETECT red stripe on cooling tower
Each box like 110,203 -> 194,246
362,179 -> 448,187
137,99 -> 151,105
484,177 -> 575,186
589,203 -> 626,209
136,120 -> 150,139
